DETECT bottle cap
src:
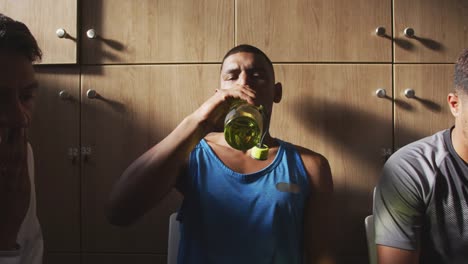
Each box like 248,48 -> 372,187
251,145 -> 269,160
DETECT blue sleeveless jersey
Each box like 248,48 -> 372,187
177,139 -> 310,264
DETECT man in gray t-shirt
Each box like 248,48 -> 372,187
375,48 -> 468,264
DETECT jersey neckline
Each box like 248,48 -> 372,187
199,138 -> 286,182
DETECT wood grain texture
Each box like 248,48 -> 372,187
394,0 -> 468,62
272,64 -> 392,262
80,65 -> 220,252
237,0 -> 392,62
30,66 -> 81,251
81,0 -> 234,64
394,64 -> 455,148
0,0 -> 77,64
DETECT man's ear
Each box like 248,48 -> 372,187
273,82 -> 282,103
448,92 -> 460,117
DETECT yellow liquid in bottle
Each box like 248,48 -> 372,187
224,115 -> 261,151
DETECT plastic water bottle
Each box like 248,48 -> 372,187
224,100 -> 263,151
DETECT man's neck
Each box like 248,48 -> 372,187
451,126 -> 468,163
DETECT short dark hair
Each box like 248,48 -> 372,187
221,44 -> 275,80
454,48 -> 468,94
0,13 -> 42,62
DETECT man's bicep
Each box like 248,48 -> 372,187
377,245 -> 419,264
302,153 -> 334,263
374,159 -> 425,251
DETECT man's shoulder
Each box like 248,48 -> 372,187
203,132 -> 223,143
284,142 -> 332,190
390,130 -> 449,164
383,129 -> 450,186
291,144 -> 327,166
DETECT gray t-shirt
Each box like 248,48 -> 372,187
374,128 -> 468,264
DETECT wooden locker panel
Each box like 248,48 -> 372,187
394,0 -> 468,63
81,0 -> 234,64
237,0 -> 392,62
272,64 -> 393,263
43,253 -> 81,264
80,65 -> 220,252
82,254 -> 166,264
0,0 -> 77,64
394,64 -> 455,149
30,66 -> 81,251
